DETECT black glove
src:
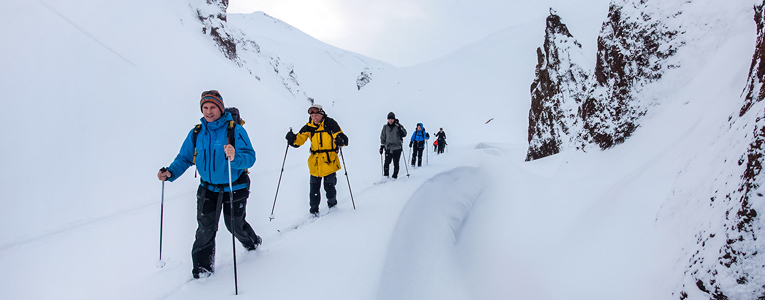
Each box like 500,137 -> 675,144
335,132 -> 348,147
394,119 -> 399,125
379,145 -> 385,154
409,141 -> 413,148
285,130 -> 296,144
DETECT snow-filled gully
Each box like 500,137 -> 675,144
377,166 -> 487,300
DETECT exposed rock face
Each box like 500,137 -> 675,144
579,0 -> 681,149
526,11 -> 591,161
191,1 -> 312,101
196,0 -> 238,61
678,2 -> 765,299
357,68 -> 373,90
526,0 -> 683,160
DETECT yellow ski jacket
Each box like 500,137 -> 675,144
291,116 -> 347,177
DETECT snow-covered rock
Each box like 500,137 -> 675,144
526,10 -> 591,161
526,0 -> 685,160
678,2 -> 765,299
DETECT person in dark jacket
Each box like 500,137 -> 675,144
435,128 -> 447,154
286,104 -> 349,217
408,123 -> 429,167
380,112 -> 407,178
157,90 -> 261,279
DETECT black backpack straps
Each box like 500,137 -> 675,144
227,120 -> 236,148
192,124 -> 202,165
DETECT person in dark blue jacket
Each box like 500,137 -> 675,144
157,90 -> 261,279
408,123 -> 429,167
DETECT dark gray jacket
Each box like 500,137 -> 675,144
380,122 -> 407,151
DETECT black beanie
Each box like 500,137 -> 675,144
387,112 -> 395,119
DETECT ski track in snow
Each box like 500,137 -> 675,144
37,0 -> 138,68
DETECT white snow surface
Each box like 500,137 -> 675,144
0,0 -> 759,299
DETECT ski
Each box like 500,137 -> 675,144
374,176 -> 401,185
276,210 -> 331,234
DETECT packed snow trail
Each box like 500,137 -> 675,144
378,166 -> 487,300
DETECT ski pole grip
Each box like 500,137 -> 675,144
160,167 -> 167,173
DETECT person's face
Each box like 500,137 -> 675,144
309,108 -> 323,124
388,118 -> 394,125
417,125 -> 422,130
202,102 -> 222,122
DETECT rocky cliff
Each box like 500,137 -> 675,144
526,11 -> 591,161
528,1 -> 764,297
526,0 -> 683,160
678,2 -> 765,299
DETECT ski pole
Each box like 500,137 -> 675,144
380,151 -> 384,176
401,149 -> 410,177
408,145 -> 412,167
270,132 -> 291,221
158,168 -> 167,268
338,147 -> 356,209
226,158 -> 239,295
422,139 -> 430,166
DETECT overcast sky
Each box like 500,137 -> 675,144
227,0 -> 609,67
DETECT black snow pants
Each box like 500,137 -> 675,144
384,149 -> 402,178
191,177 -> 259,275
411,141 -> 424,166
309,172 -> 338,214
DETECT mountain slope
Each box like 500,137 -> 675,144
0,0 -> 762,299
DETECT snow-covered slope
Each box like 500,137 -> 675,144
0,0 -> 762,299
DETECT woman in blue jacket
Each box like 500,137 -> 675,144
408,123 -> 429,167
158,90 -> 261,279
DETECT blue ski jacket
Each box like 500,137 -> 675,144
166,112 -> 256,192
410,123 -> 430,143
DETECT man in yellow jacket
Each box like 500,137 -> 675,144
286,104 -> 349,216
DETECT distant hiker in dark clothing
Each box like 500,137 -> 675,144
157,90 -> 261,279
286,104 -> 349,217
380,112 -> 407,178
409,123 -> 429,167
435,128 -> 447,154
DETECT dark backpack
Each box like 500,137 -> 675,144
191,107 -> 246,166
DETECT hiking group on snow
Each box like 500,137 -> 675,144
157,91 -> 447,279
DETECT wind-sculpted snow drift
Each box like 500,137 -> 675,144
378,167 -> 486,300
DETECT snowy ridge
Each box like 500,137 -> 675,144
191,0 -> 391,103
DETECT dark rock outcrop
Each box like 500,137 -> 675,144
526,11 -> 590,161
357,68 -> 372,90
526,0 -> 684,161
197,0 -> 238,61
579,0 -> 682,150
